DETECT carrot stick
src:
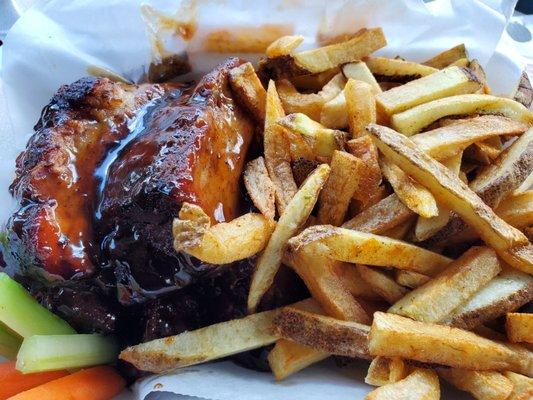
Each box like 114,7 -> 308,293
7,366 -> 126,400
0,362 -> 68,400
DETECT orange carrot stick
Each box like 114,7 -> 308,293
0,362 -> 68,400
7,366 -> 126,400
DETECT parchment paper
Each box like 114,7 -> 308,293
0,0 -> 524,399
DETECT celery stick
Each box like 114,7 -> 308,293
16,334 -> 119,373
0,323 -> 22,359
0,273 -> 75,337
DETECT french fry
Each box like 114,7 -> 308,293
291,158 -> 320,186
496,190 -> 533,229
367,124 -> 533,274
266,35 -> 304,58
320,91 -> 348,129
506,313 -> 533,344
442,268 -> 533,330
381,218 -> 415,240
437,368 -> 513,400
411,115 -> 528,161
468,59 -> 490,94
395,270 -> 430,289
278,113 -> 347,159
376,66 -> 483,116
342,62 -> 382,94
264,80 -> 298,215
276,73 -> 346,121
356,265 -> 409,304
268,339 -> 328,380
465,136 -> 503,165
120,308 -> 280,373
273,307 -> 370,359
364,56 -> 438,80
290,68 -> 341,91
423,44 -> 467,69
365,368 -> 440,400
229,62 -> 267,123
342,194 -> 414,234
288,225 -> 452,276
388,246 -> 501,322
449,57 -> 470,68
368,312 -> 533,375
512,70 -> 533,109
345,79 -> 376,137
346,136 -> 382,208
247,164 -> 330,312
365,357 -> 408,387
391,94 -> 533,136
243,157 -> 276,220
173,203 -> 275,264
380,157 -> 439,218
334,262 -> 381,300
318,151 -> 363,226
504,371 -> 533,400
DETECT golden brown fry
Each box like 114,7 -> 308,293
346,136 -> 382,208
504,371 -> 533,400
243,157 -> 276,220
388,246 -> 501,322
449,58 -> 470,68
381,218 -> 415,240
391,94 -> 533,136
264,80 -> 298,215
342,194 -> 414,235
437,368 -> 513,400
173,203 -> 274,264
411,115 -> 527,161
268,339 -> 328,380
342,62 -> 382,94
395,270 -> 430,289
290,68 -> 341,91
273,307 -> 370,359
365,56 -> 438,80
291,158 -> 320,186
357,265 -> 409,304
380,157 -> 439,218
288,226 -> 451,276
468,59 -> 490,94
334,262 -> 381,300
365,368 -> 440,400
423,44 -> 467,69
512,71 -> 533,109
376,66 -> 482,116
365,357 -> 408,387
506,313 -> 533,344
496,190 -> 533,229
276,73 -> 346,121
345,79 -> 376,137
320,91 -> 348,129
229,62 -> 267,123
266,35 -> 304,58
318,151 -> 363,225
368,312 -> 532,375
248,164 -> 330,312
367,124 -> 533,274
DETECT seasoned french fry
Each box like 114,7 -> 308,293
376,66 -> 482,116
346,136 -> 382,208
365,357 -> 408,387
391,94 -> 533,136
381,218 -> 415,240
380,157 -> 439,218
266,35 -> 304,58
268,339 -> 328,380
357,265 -> 409,304
465,136 -> 502,165
318,151 -> 363,226
506,313 -> 533,344
120,308 -> 279,373
388,247 -> 501,322
342,194 -> 414,234
276,73 -> 346,121
364,56 -> 438,80
423,44 -> 467,69
442,268 -> 533,330
264,80 -> 298,215
411,115 -> 528,161
243,157 -> 276,220
320,91 -> 348,129
229,62 -> 267,123
512,70 -> 533,109
496,190 -> 533,229
173,203 -> 275,264
334,262 -> 381,300
367,124 -> 533,274
278,113 -> 347,159
345,79 -> 376,137
365,368 -> 440,400
288,226 -> 451,276
274,307 -> 370,359
437,368 -> 513,400
395,270 -> 430,289
368,312 -> 532,375
342,62 -> 382,94
504,371 -> 533,400
248,164 -> 330,312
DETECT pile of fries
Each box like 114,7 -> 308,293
121,28 -> 533,399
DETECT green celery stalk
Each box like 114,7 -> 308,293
0,323 -> 22,359
16,334 -> 119,373
0,273 -> 75,337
